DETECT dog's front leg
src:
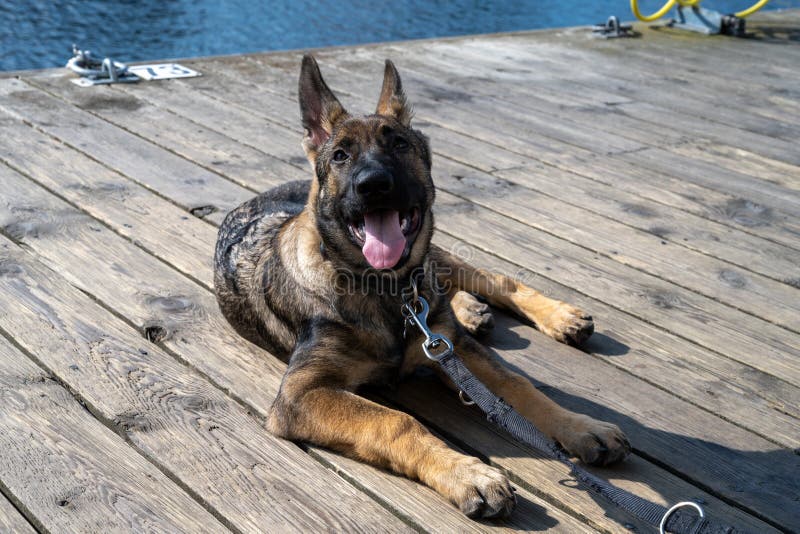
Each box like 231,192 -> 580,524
439,335 -> 630,466
431,246 -> 594,345
266,343 -> 516,518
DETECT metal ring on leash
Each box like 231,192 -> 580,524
458,390 -> 476,406
659,501 -> 705,534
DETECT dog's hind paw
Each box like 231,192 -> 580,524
451,291 -> 495,336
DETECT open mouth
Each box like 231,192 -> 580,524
348,207 -> 421,270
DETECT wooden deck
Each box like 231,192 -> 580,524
0,9 -> 798,533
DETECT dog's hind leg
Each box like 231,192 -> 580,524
266,331 -> 516,518
431,246 -> 594,345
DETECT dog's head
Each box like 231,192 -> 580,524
298,55 -> 434,275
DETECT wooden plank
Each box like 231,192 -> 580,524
303,38 -> 800,172
427,37 -> 800,142
367,46 -> 693,149
0,133 -> 599,533
0,118 -> 218,291
616,146 -> 800,215
0,78 -> 249,225
363,41 -> 800,189
490,162 -> 800,290
439,30 -> 800,129
0,492 -> 34,534
0,113 -> 220,290
114,59 -> 598,164
309,448 -> 595,534
542,152 -> 800,253
29,76 -> 308,192
196,53 -> 642,158
0,235 -> 411,533
0,339 -> 227,533
602,16 -> 800,84
673,143 -> 800,192
451,161 -> 800,332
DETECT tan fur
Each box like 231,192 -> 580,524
435,246 -> 594,344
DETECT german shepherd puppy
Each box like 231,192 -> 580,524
214,55 -> 630,519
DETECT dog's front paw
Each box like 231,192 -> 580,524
537,302 -> 593,345
556,414 -> 630,466
451,291 -> 495,336
447,458 -> 516,519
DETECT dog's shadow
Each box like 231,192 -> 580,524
387,312 -> 797,531
481,311 -> 630,357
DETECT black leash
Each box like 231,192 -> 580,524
401,294 -> 745,534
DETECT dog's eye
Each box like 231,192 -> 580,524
393,136 -> 409,151
332,149 -> 349,162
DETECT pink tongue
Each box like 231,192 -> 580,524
362,210 -> 407,269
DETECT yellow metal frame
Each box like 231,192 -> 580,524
630,0 -> 769,22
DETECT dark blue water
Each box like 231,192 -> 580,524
1,0 -> 797,71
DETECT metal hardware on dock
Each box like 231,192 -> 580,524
592,16 -> 638,38
670,6 -> 746,36
66,45 -> 140,87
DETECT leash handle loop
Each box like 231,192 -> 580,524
661,502 -> 705,534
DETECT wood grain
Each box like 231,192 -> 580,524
0,339 -> 227,533
0,491 -> 35,534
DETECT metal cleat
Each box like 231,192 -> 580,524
592,16 -> 638,38
65,45 -> 140,87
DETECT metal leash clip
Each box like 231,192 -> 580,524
401,295 -> 454,362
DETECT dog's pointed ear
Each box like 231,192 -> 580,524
376,60 -> 412,126
299,54 -> 348,154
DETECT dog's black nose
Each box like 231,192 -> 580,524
355,169 -> 394,197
